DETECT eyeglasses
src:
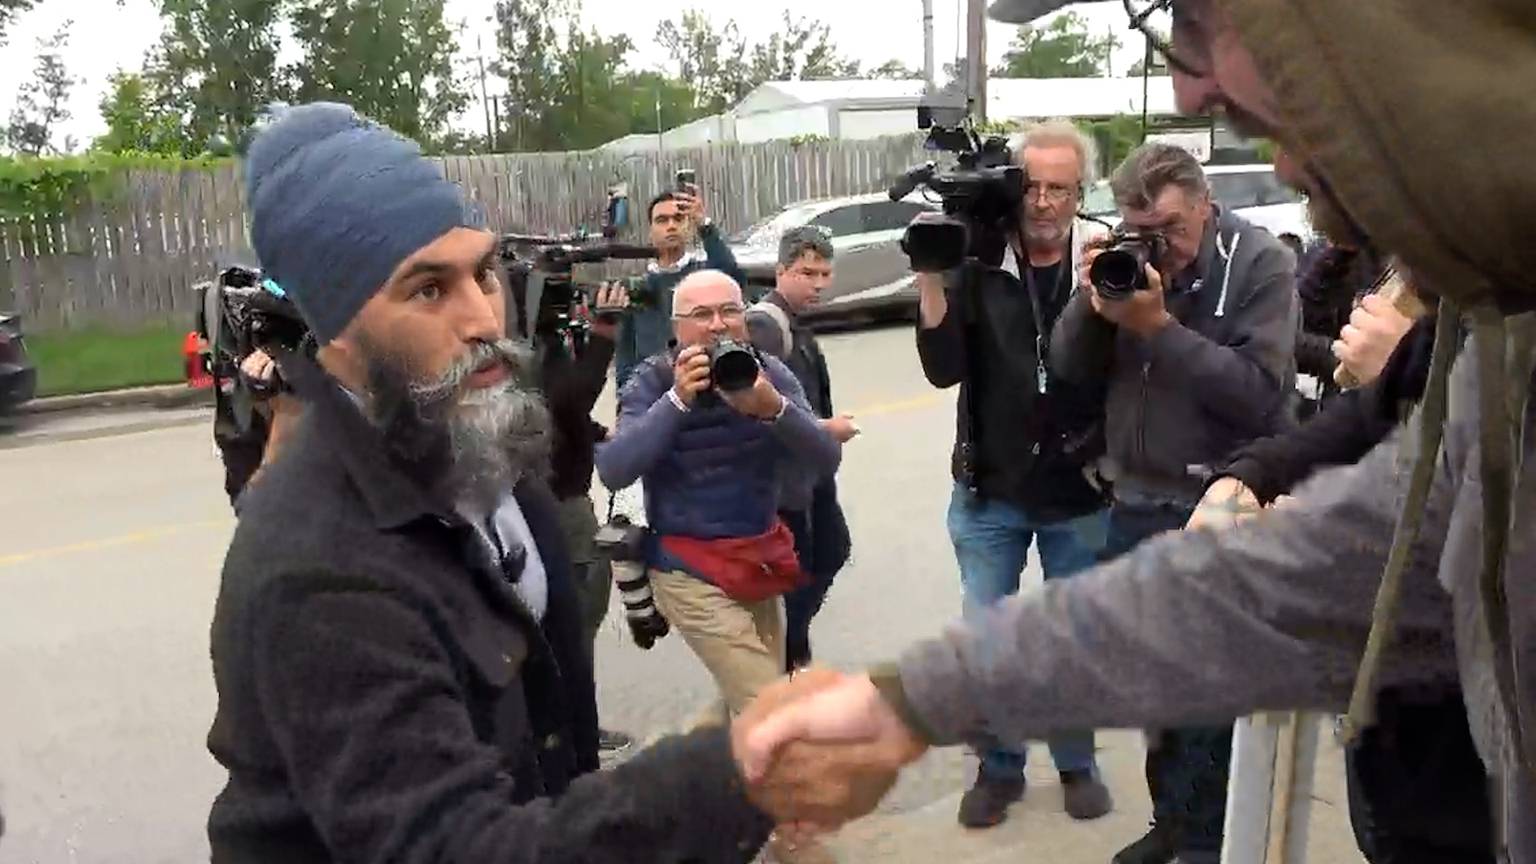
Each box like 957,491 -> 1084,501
674,303 -> 746,324
1025,181 -> 1078,205
1122,0 -> 1213,79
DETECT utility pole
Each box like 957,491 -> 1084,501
922,0 -> 936,91
476,33 -> 494,149
966,0 -> 987,123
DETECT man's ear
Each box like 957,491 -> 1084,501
317,331 -> 366,394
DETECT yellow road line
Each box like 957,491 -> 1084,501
847,393 -> 945,417
0,519 -> 233,569
3,393 -> 944,567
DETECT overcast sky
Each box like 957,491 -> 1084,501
0,0 -> 1148,149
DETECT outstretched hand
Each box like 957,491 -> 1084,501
730,669 -> 928,832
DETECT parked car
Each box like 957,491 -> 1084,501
1081,163 -> 1312,242
728,192 -> 939,323
0,312 -> 38,413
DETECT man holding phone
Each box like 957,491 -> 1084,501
613,171 -> 747,390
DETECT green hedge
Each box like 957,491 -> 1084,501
0,152 -> 234,220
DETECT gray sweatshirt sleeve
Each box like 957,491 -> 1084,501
1143,242 -> 1298,435
895,416 -> 1462,747
1050,287 -> 1118,388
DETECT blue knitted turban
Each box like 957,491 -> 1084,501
245,102 -> 485,343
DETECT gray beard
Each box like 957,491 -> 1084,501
360,336 -> 551,512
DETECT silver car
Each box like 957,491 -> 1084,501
729,192 -> 938,323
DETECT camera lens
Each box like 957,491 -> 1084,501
1089,247 -> 1146,300
709,339 -> 759,392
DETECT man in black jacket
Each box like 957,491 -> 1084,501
915,119 -> 1113,829
746,226 -> 855,671
1051,141 -> 1298,864
526,280 -> 637,753
207,102 -> 776,863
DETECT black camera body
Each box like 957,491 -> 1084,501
889,106 -> 1024,273
197,265 -> 310,397
707,338 -> 760,392
500,235 -> 659,346
593,515 -> 671,650
1089,227 -> 1169,301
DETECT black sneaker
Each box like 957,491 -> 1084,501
1113,822 -> 1179,864
956,770 -> 1026,829
1060,769 -> 1113,820
598,728 -> 634,753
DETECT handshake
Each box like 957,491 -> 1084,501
728,667 -> 931,837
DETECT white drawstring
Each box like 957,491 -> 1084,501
1214,230 -> 1241,318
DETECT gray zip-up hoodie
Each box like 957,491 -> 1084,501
888,329 -> 1534,860
1051,204 -> 1298,503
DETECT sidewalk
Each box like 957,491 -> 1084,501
19,382 -> 211,415
2,384 -> 212,449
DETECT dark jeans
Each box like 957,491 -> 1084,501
949,484 -> 1109,779
555,494 -> 612,653
1106,500 -> 1232,854
1346,687 -> 1495,864
782,478 -> 851,670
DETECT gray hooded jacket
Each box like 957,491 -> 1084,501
1051,204 -> 1298,504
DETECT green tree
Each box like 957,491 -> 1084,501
867,59 -> 921,80
656,9 -> 862,114
6,21 -> 77,155
746,12 -> 862,83
0,0 -> 36,45
149,0 -> 287,151
493,0 -> 568,151
93,71 -> 199,156
287,0 -> 466,143
992,11 -> 1119,78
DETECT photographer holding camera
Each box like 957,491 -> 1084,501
911,119 -> 1114,829
596,267 -> 840,863
613,177 -> 746,390
1051,141 -> 1298,864
527,279 -> 644,754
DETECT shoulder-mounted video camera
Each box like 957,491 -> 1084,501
500,180 -> 662,347
196,265 -> 310,396
888,98 -> 1025,273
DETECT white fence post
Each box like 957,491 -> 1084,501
1221,712 -> 1321,864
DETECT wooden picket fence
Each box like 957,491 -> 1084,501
0,134 -> 930,332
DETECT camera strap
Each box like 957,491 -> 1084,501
1012,231 -> 1053,396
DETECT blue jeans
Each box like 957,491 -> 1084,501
1105,500 -> 1233,855
947,484 -> 1109,780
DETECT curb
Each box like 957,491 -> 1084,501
20,384 -> 213,415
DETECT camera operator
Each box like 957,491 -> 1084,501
613,180 -> 746,390
745,226 -> 855,672
530,280 -> 638,754
912,119 -> 1114,829
1051,141 -> 1298,864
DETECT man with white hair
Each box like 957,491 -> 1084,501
914,118 -> 1115,827
598,270 -> 840,714
598,269 -> 841,862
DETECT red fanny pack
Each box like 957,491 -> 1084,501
660,520 -> 806,603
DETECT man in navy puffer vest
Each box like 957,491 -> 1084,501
596,270 -> 841,718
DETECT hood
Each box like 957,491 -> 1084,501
1224,0 -> 1536,305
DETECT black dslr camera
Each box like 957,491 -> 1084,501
707,338 -> 760,392
594,515 -> 670,650
888,99 -> 1024,273
1089,227 -> 1169,300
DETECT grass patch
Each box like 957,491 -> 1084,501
25,322 -> 189,397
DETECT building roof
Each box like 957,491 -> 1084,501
735,76 -> 1178,120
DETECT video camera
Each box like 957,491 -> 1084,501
196,265 -> 310,397
500,179 -> 661,347
888,97 -> 1025,273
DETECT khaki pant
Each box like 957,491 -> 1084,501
650,570 -> 785,715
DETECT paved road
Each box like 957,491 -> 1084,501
0,325 -> 1363,863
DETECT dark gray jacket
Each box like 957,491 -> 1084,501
1051,205 -> 1299,503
